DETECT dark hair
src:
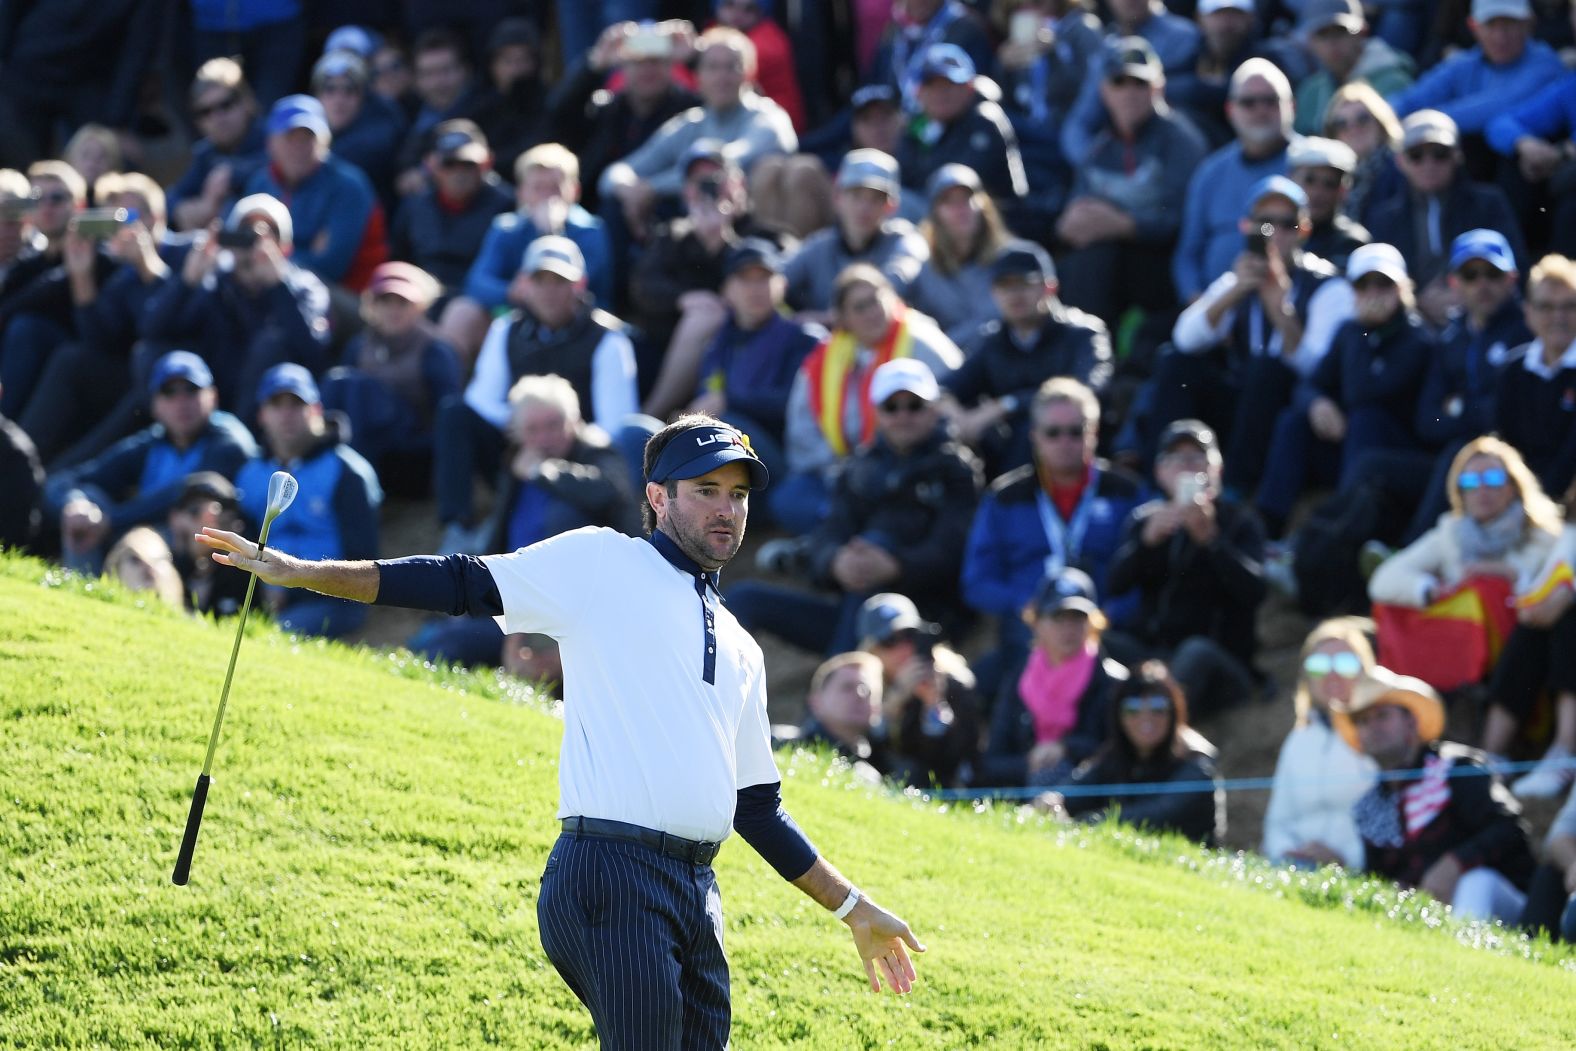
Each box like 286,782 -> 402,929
1103,660 -> 1191,767
413,27 -> 470,65
640,413 -> 724,533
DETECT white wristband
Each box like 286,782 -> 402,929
832,887 -> 861,921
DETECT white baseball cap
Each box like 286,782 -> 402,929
521,235 -> 586,281
869,358 -> 940,406
1347,242 -> 1410,284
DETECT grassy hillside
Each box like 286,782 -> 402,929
1,554 -> 1572,1049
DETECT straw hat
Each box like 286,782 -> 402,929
1329,666 -> 1444,750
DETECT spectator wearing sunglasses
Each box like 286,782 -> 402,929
1254,243 -> 1430,540
729,357 -> 981,656
1262,617 -> 1379,869
311,50 -> 407,210
1139,176 -> 1352,492
1369,436 -> 1567,748
168,58 -> 267,234
1345,230 -> 1529,552
1288,136 -> 1370,272
1494,254 -> 1576,498
1171,59 -> 1297,305
1291,0 -> 1413,140
1365,110 -> 1525,329
960,377 -> 1143,678
1039,660 -> 1224,846
974,568 -> 1127,789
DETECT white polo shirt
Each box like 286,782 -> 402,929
482,527 -> 781,843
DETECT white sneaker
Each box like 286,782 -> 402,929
1511,743 -> 1575,799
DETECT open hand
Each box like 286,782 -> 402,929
195,526 -> 296,586
846,897 -> 925,994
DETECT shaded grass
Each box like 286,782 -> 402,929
1,554 -> 1572,1049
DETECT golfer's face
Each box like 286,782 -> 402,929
663,462 -> 750,569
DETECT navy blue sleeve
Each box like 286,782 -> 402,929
373,554 -> 505,617
734,781 -> 819,881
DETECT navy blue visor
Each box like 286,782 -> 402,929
648,425 -> 769,490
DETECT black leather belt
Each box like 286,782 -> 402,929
561,816 -> 721,866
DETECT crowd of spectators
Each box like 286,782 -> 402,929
3,0 -> 1576,940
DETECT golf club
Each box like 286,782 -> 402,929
172,470 -> 298,886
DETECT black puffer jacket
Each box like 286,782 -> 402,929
806,422 -> 982,618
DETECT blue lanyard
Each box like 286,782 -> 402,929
1035,469 -> 1101,576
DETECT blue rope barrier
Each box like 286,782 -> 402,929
923,757 -> 1576,802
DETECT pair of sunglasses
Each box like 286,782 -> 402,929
1304,651 -> 1362,678
1458,467 -> 1508,491
1120,695 -> 1170,716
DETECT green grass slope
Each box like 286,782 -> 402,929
1,554 -> 1572,1050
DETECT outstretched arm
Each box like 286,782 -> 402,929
792,856 -> 925,994
197,527 -> 381,602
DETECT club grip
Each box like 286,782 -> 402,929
171,774 -> 211,886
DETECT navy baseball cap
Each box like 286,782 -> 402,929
991,240 -> 1056,283
433,120 -> 489,164
1031,567 -> 1099,617
267,94 -> 330,143
648,424 -> 769,489
919,43 -> 975,85
149,350 -> 213,394
257,363 -> 321,405
851,84 -> 898,112
724,238 -> 783,277
1103,37 -> 1162,83
1449,229 -> 1516,273
1244,174 -> 1308,215
856,592 -> 938,644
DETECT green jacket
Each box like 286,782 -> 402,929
1294,39 -> 1416,136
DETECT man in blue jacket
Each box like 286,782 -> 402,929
1486,71 -> 1576,256
244,94 -> 386,291
45,351 -> 258,574
236,363 -> 381,638
439,142 -> 613,360
1387,0 -> 1563,142
961,375 -> 1143,667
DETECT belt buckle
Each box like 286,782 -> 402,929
696,840 -> 718,865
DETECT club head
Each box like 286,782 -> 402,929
265,471 -> 299,519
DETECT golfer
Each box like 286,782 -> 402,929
197,415 -> 924,1048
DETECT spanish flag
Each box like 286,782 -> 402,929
1516,561 -> 1574,609
1374,576 -> 1518,692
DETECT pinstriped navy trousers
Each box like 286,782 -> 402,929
538,832 -> 731,1049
